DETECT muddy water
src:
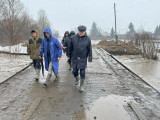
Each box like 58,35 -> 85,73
74,95 -> 132,120
115,55 -> 160,92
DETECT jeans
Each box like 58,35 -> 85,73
72,66 -> 85,79
67,58 -> 71,65
33,59 -> 41,69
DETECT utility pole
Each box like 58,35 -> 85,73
114,3 -> 118,43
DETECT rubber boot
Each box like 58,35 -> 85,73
75,76 -> 79,85
79,78 -> 85,92
43,73 -> 51,87
54,74 -> 59,81
35,69 -> 40,81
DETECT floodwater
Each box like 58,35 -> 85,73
74,95 -> 132,120
115,55 -> 160,92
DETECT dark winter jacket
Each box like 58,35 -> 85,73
69,33 -> 92,69
62,31 -> 69,45
64,37 -> 72,57
27,35 -> 42,60
62,36 -> 67,45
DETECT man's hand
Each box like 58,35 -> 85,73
88,61 -> 92,63
57,57 -> 61,61
39,56 -> 42,59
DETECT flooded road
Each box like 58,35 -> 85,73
115,55 -> 160,92
0,48 -> 160,120
74,95 -> 132,120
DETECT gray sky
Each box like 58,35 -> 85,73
21,0 -> 160,35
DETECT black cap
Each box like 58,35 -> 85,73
31,30 -> 36,34
70,31 -> 75,36
78,25 -> 87,32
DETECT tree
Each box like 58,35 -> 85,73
127,22 -> 135,39
37,9 -> 51,37
110,27 -> 115,38
129,22 -> 135,33
0,0 -> 6,18
134,31 -> 158,60
97,27 -> 103,39
89,22 -> 99,39
0,0 -> 26,46
154,25 -> 160,37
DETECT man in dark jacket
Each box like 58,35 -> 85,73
27,30 -> 42,81
64,31 -> 75,70
69,25 -> 92,92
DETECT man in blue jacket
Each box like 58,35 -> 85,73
39,28 -> 62,87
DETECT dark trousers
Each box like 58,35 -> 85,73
33,59 -> 41,69
73,66 -> 85,79
67,58 -> 71,65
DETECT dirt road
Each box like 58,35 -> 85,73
0,48 -> 160,120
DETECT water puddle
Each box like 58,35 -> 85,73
73,95 -> 132,120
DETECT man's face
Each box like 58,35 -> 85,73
32,32 -> 37,38
78,31 -> 86,37
45,32 -> 50,38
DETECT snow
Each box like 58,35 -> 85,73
0,54 -> 32,83
0,43 -> 27,54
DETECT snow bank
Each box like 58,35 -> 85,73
0,43 -> 27,54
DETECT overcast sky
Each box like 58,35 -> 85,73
21,0 -> 160,35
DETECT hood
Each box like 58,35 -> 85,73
44,27 -> 53,36
64,31 -> 69,37
70,31 -> 75,35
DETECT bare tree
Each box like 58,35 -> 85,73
0,0 -> 6,18
134,31 -> 158,60
0,0 -> 26,47
37,9 -> 51,37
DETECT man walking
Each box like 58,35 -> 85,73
39,28 -> 62,87
64,31 -> 75,70
69,25 -> 92,92
27,30 -> 42,81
